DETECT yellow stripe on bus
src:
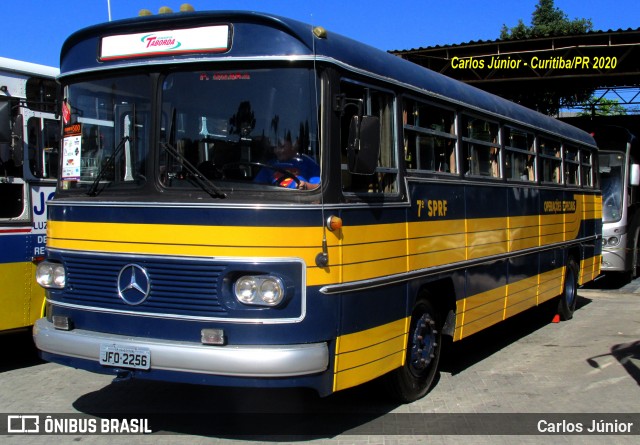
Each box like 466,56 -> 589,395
331,261 -> 591,390
466,216 -> 509,259
453,266 -> 566,341
47,220 -> 342,285
333,317 -> 409,392
580,254 -> 601,284
48,192 -> 599,287
454,286 -> 507,339
504,275 -> 539,319
408,219 -> 467,269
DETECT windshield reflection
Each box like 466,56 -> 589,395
600,152 -> 624,223
59,68 -> 319,197
160,68 -> 319,192
60,75 -> 151,192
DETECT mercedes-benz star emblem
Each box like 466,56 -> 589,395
117,264 -> 151,305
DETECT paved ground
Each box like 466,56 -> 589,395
1,275 -> 639,444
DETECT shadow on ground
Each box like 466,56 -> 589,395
73,377 -> 401,439
0,329 -> 43,373
70,296 -> 593,439
440,295 -> 591,375
587,340 -> 640,387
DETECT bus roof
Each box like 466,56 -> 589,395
60,10 -> 596,147
0,56 -> 59,78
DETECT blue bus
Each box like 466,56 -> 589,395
34,9 -> 601,402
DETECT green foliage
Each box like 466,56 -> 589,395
495,0 -> 596,115
576,96 -> 628,117
500,0 -> 593,39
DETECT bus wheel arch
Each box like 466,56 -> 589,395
415,279 -> 457,335
384,282 -> 454,403
557,256 -> 579,321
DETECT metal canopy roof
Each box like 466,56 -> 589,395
390,28 -> 640,109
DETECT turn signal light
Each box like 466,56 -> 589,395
201,329 -> 225,345
52,316 -> 72,331
326,215 -> 343,231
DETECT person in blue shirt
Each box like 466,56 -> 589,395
254,137 -> 320,190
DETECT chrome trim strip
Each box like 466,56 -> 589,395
33,318 -> 329,378
320,237 -> 601,295
46,199 -> 411,210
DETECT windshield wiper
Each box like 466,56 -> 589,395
161,142 -> 227,199
87,136 -> 130,197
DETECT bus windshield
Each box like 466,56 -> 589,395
60,67 -> 319,196
62,74 -> 151,191
599,152 -> 624,223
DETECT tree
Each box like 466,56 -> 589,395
576,96 -> 628,117
229,101 -> 256,137
500,0 -> 593,40
497,0 -> 594,115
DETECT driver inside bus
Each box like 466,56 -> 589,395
254,136 -> 320,190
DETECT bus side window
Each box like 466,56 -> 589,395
27,117 -> 43,177
463,116 -> 500,178
564,144 -> 580,186
403,98 -> 457,174
0,183 -> 24,219
25,116 -> 60,179
43,118 -> 60,178
504,127 -> 535,182
339,81 -> 398,195
539,137 -> 562,184
581,149 -> 593,188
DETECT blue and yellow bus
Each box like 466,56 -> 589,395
33,9 -> 601,402
1,57 -> 59,333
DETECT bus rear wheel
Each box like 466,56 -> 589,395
385,299 -> 442,403
557,257 -> 578,321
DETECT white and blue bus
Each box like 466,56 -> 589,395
34,9 -> 601,402
1,57 -> 59,333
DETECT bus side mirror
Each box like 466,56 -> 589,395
347,115 -> 380,175
630,164 -> 640,187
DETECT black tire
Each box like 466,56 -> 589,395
557,257 -> 578,321
385,299 -> 442,403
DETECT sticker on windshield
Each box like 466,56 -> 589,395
62,124 -> 82,180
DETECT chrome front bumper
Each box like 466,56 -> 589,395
601,247 -> 627,272
33,318 -> 329,377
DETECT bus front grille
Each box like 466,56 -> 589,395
59,253 -> 228,317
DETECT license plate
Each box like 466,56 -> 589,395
99,344 -> 150,370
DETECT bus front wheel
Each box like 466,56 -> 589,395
385,299 -> 442,403
557,258 -> 578,321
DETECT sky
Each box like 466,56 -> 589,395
2,0 -> 639,68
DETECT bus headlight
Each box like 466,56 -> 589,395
234,275 -> 285,306
603,236 -> 620,247
36,261 -> 66,289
